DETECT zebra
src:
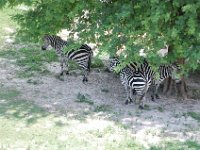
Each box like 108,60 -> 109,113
65,44 -> 93,82
41,35 -> 93,82
41,34 -> 68,76
109,57 -> 154,109
109,58 -> 181,108
151,63 -> 181,101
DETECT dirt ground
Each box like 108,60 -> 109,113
0,57 -> 200,148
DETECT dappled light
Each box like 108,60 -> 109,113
0,2 -> 200,150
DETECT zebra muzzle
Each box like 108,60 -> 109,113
41,46 -> 47,50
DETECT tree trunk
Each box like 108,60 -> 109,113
162,77 -> 188,100
162,46 -> 188,100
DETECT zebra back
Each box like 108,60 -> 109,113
139,60 -> 155,82
79,44 -> 93,71
42,34 -> 68,52
66,44 -> 93,71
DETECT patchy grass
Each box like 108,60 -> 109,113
27,79 -> 44,85
143,104 -> 151,111
94,104 -> 112,112
101,88 -> 110,93
0,86 -> 144,150
0,47 -> 57,78
91,57 -> 104,68
75,93 -> 94,105
157,106 -> 164,112
185,112 -> 200,122
0,88 -> 20,100
0,8 -> 19,45
150,140 -> 200,150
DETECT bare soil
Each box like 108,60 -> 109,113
0,58 -> 200,148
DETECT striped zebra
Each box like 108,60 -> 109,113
109,58 -> 154,109
41,35 -> 93,82
151,63 -> 181,101
65,44 -> 93,82
109,58 -> 181,108
41,34 -> 68,76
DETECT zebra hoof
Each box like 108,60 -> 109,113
125,100 -> 129,105
60,72 -> 64,76
151,96 -> 155,102
155,94 -> 160,99
82,78 -> 88,82
139,105 -> 144,109
128,99 -> 134,103
65,71 -> 69,75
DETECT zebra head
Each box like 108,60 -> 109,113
108,57 -> 120,72
171,63 -> 182,83
41,35 -> 51,50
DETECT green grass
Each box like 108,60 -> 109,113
94,104 -> 112,112
0,88 -> 20,100
150,140 -> 200,150
0,46 -> 105,78
75,93 -> 94,105
27,79 -> 44,85
0,86 -> 144,150
0,8 -> 19,45
185,112 -> 200,122
91,57 -> 104,68
0,47 -> 57,78
157,106 -> 164,112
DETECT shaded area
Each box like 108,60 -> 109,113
0,86 -> 49,125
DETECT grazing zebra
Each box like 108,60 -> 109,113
41,35 -> 93,82
65,44 -> 93,82
109,58 -> 181,108
41,34 -> 68,75
109,58 -> 154,109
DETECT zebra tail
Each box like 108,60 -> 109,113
88,53 -> 92,72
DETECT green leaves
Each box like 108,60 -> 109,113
0,0 -> 200,73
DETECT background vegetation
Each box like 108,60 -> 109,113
0,4 -> 200,149
0,0 -> 200,73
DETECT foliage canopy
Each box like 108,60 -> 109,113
1,0 -> 200,73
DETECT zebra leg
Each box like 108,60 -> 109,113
65,60 -> 69,75
151,83 -> 160,101
155,83 -> 160,99
139,82 -> 149,109
82,69 -> 89,82
151,85 -> 156,101
138,93 -> 146,109
129,88 -> 136,103
124,86 -> 131,105
57,52 -> 66,76
60,62 -> 64,76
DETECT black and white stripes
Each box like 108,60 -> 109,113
108,57 -> 180,109
109,58 -> 154,109
41,34 -> 93,82
65,44 -> 93,82
151,63 -> 181,101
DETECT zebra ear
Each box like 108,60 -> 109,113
143,58 -> 148,65
171,62 -> 181,70
109,55 -> 119,59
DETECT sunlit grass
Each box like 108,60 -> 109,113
0,86 -> 144,150
0,7 -> 20,46
150,140 -> 200,150
0,47 -> 57,78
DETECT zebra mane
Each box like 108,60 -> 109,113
79,44 -> 92,51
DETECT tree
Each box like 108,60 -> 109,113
1,0 -> 200,98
